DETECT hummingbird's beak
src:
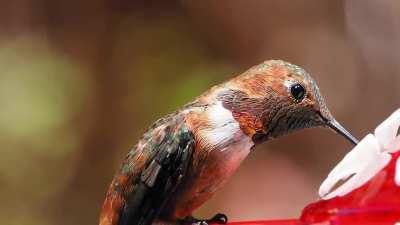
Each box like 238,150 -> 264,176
326,119 -> 359,146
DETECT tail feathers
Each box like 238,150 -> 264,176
99,194 -> 125,225
99,175 -> 129,225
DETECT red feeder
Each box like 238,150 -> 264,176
301,151 -> 400,225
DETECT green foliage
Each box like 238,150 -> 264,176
0,37 -> 93,224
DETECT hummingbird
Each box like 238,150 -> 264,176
99,60 -> 358,225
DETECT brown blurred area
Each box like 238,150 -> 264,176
0,0 -> 399,224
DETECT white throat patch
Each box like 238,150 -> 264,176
202,101 -> 252,149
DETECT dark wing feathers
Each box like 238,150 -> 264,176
117,123 -> 195,225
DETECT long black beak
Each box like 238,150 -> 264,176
327,119 -> 359,146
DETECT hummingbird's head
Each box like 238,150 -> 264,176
218,60 -> 358,145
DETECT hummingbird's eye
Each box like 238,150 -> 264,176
290,83 -> 306,102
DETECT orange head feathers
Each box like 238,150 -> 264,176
210,60 -> 358,144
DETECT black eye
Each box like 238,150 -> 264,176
290,83 -> 306,102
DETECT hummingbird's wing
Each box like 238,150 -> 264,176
99,116 -> 195,225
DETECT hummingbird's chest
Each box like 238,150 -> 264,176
171,136 -> 253,218
170,102 -> 255,218
195,136 -> 254,196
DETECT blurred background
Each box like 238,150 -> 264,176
0,0 -> 399,225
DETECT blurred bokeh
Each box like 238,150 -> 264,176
0,1 -> 399,225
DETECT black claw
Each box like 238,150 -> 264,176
181,213 -> 228,225
208,213 -> 228,224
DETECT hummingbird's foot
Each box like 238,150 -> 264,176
206,213 -> 228,224
181,213 -> 228,225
